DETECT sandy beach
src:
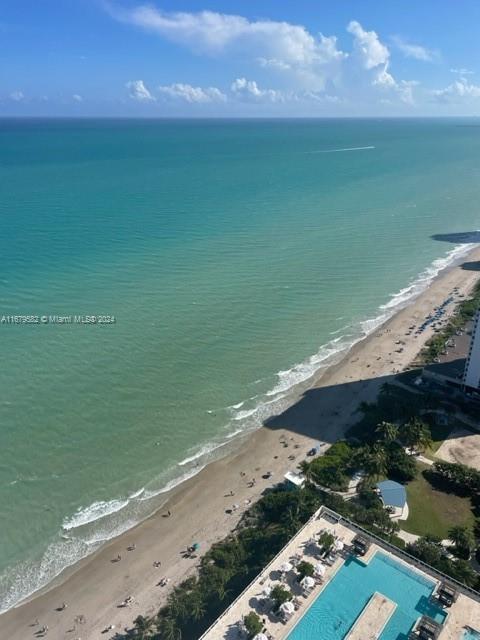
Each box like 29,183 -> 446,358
2,246 -> 480,640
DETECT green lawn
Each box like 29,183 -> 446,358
402,463 -> 475,539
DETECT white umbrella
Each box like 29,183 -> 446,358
262,585 -> 272,597
253,634 -> 268,640
301,576 -> 315,589
280,601 -> 295,615
334,540 -> 344,551
314,562 -> 325,577
280,561 -> 293,573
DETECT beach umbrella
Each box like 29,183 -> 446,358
334,540 -> 344,551
192,542 -> 200,551
301,576 -> 315,589
314,562 -> 325,577
262,585 -> 272,597
280,601 -> 295,615
253,634 -> 268,640
280,561 -> 293,573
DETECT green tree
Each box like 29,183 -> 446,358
296,560 -> 315,581
375,421 -> 399,444
386,444 -> 417,482
317,531 -> 335,553
401,418 -> 432,452
449,525 -> 475,560
243,612 -> 263,638
271,584 -> 292,609
362,444 -> 388,481
157,615 -> 182,640
133,615 -> 155,639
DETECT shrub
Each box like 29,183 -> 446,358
244,611 -> 263,638
296,560 -> 314,580
271,584 -> 292,609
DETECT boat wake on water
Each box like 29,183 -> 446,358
307,145 -> 376,153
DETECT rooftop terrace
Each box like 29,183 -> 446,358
200,507 -> 480,640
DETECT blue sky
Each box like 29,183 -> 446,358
2,0 -> 480,116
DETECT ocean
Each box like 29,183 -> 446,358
0,118 -> 479,611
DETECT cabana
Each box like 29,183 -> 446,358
376,480 -> 409,520
411,616 -> 443,640
437,582 -> 458,607
352,534 -> 371,557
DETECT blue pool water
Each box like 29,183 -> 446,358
288,553 -> 447,640
463,630 -> 480,640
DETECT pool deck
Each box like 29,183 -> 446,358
437,594 -> 480,640
345,592 -> 396,640
199,507 -> 480,640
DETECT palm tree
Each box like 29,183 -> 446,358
401,418 -> 432,453
299,460 -> 314,482
448,525 -> 475,559
133,615 -> 155,639
157,616 -> 182,640
189,593 -> 206,622
375,421 -> 399,444
363,444 -> 388,481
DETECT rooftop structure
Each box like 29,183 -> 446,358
352,534 -> 371,557
284,471 -> 306,489
464,310 -> 480,393
410,615 -> 443,640
435,581 -> 458,607
376,480 -> 408,520
199,507 -> 480,640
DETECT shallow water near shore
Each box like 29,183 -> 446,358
1,118 -> 480,611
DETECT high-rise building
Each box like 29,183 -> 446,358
464,310 -> 480,392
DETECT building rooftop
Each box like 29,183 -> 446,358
377,480 -> 407,509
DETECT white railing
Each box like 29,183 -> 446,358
198,505 -> 325,639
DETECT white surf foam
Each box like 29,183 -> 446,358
178,440 -> 228,466
2,241 -> 477,615
62,487 -> 145,531
140,464 -> 207,501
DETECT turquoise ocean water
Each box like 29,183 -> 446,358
0,118 -> 479,610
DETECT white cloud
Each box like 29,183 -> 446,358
109,4 -> 345,90
157,83 -> 226,103
450,68 -> 475,75
230,77 -> 284,102
347,20 -> 389,69
433,78 -> 480,103
392,36 -> 436,62
111,5 -> 339,63
9,90 -> 25,102
111,7 -> 424,111
125,80 -> 155,102
72,94 -> 83,102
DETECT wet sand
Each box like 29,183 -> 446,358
1,246 -> 480,640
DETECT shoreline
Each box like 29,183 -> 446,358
1,244 -> 480,639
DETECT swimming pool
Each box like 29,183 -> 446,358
463,629 -> 480,640
287,552 -> 447,640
